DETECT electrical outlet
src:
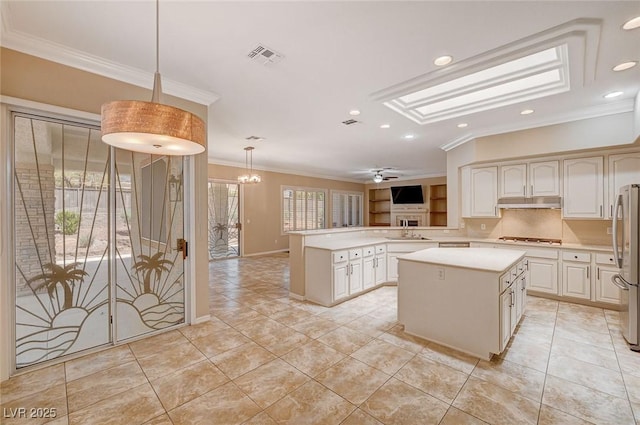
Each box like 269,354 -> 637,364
437,268 -> 445,280
481,223 -> 486,230
443,229 -> 450,233
607,227 -> 612,235
275,239 -> 278,244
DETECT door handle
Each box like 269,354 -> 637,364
611,274 -> 631,290
176,238 -> 188,260
612,194 -> 623,268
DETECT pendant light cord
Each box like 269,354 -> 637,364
151,0 -> 162,103
156,0 -> 160,74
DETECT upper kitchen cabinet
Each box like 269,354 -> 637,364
467,166 -> 499,217
563,156 -> 604,219
607,153 -> 640,219
529,161 -> 560,197
499,161 -> 559,198
499,164 -> 527,197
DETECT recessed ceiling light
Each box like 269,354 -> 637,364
349,110 -> 361,116
613,61 -> 637,71
457,123 -> 468,128
622,16 -> 640,30
404,134 -> 415,140
604,91 -> 624,99
434,55 -> 453,66
380,124 -> 390,129
520,109 -> 534,115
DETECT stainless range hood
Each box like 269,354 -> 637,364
497,196 -> 562,209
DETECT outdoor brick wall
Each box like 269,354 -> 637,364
15,162 -> 56,296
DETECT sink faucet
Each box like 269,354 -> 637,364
401,219 -> 409,237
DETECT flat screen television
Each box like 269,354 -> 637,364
390,185 -> 424,204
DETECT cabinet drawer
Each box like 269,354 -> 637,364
349,248 -> 363,260
363,246 -> 375,257
375,245 -> 386,254
333,251 -> 348,263
500,272 -> 513,293
510,266 -> 518,281
562,251 -> 591,263
595,253 -> 616,265
516,260 -> 526,275
526,248 -> 559,259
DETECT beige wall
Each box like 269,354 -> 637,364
0,48 -> 211,379
473,112 -> 637,163
208,163 -> 365,255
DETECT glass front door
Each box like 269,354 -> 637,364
12,113 -> 185,369
208,181 -> 240,259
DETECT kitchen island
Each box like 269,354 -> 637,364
398,247 -> 526,360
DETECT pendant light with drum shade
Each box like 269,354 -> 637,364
238,147 -> 261,184
100,0 -> 205,155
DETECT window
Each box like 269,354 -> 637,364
282,187 -> 326,232
331,191 -> 363,227
141,158 -> 168,243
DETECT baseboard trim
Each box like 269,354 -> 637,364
288,292 -> 305,301
193,314 -> 211,325
243,249 -> 289,257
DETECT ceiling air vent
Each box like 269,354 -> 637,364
248,44 -> 284,66
245,136 -> 264,141
342,119 -> 360,126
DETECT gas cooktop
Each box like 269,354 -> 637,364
498,236 -> 562,245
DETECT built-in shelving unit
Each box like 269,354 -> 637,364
429,184 -> 447,226
368,188 -> 391,226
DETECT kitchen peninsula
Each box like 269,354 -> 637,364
398,247 -> 526,360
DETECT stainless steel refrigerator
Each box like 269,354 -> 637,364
612,184 -> 640,350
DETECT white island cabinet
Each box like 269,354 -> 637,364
398,248 -> 526,360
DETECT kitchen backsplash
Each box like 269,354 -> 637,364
464,209 -> 612,246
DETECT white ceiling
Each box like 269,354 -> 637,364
2,1 -> 639,182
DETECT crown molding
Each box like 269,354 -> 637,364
440,99 -> 634,152
0,4 -> 219,106
207,158 -> 366,184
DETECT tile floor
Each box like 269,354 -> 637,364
3,253 -> 640,424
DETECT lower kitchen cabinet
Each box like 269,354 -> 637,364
561,251 -> 591,300
500,262 -> 527,352
374,245 -> 387,286
500,289 -> 513,350
348,249 -> 363,294
306,245 -> 385,306
333,260 -> 349,300
527,256 -> 559,294
595,253 -> 621,304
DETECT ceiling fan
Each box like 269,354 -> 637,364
372,168 -> 399,183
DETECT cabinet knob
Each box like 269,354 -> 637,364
574,255 -> 578,259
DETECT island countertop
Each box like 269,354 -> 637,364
399,247 -> 526,272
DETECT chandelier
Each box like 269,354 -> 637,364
100,0 -> 205,155
238,146 -> 261,184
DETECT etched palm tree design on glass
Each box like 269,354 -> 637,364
14,116 -> 111,367
28,262 -> 88,310
208,181 -> 240,259
114,152 -> 185,337
132,252 -> 174,294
